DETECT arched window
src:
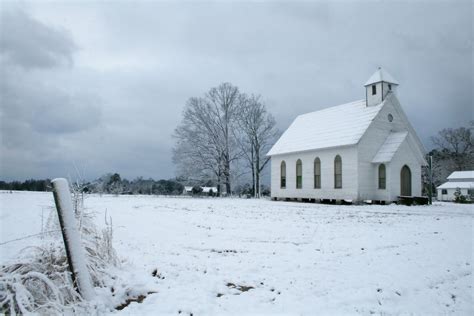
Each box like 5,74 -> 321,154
314,157 -> 321,189
378,164 -> 386,189
296,159 -> 302,189
280,161 -> 286,189
334,155 -> 342,189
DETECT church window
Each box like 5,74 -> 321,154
378,164 -> 386,189
388,84 -> 392,90
296,159 -> 302,189
280,161 -> 286,189
388,114 -> 393,122
372,84 -> 376,95
314,157 -> 321,189
334,155 -> 342,189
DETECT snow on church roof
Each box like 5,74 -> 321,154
267,99 -> 384,156
371,132 -> 408,163
364,67 -> 399,86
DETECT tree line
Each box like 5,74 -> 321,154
0,174 -> 185,196
173,82 -> 278,197
0,172 -> 272,196
85,173 -> 188,195
0,179 -> 52,192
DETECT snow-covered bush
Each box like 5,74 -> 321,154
453,187 -> 469,203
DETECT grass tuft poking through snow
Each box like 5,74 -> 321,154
0,190 -> 155,314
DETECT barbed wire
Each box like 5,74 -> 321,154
0,230 -> 62,246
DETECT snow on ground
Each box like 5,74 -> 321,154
1,191 -> 473,314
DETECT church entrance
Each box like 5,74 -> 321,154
400,165 -> 412,196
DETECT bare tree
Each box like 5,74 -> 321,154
173,83 -> 243,195
173,127 -> 221,189
237,94 -> 278,197
431,121 -> 474,171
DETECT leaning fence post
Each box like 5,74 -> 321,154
51,178 -> 94,301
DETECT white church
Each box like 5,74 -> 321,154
267,68 -> 427,203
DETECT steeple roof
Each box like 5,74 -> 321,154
364,67 -> 399,86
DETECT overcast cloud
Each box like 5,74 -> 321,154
0,0 -> 472,181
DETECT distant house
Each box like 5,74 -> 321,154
182,186 -> 218,196
201,187 -> 217,195
267,68 -> 427,203
183,186 -> 193,195
436,171 -> 474,201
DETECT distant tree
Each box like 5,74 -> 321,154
121,178 -> 131,194
202,179 -> 215,187
192,185 -> 203,195
153,179 -> 184,195
423,123 -> 473,196
92,173 -> 112,194
108,173 -> 121,184
107,173 -> 123,195
173,83 -> 244,196
424,149 -> 456,187
236,94 -> 278,198
431,122 -> 474,171
261,185 -> 271,197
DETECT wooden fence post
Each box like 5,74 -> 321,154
51,178 -> 94,301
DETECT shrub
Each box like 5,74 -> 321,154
453,187 -> 469,203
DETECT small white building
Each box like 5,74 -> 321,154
201,186 -> 218,194
183,186 -> 193,195
182,186 -> 218,195
436,171 -> 474,201
267,68 -> 427,203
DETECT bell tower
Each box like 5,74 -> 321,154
365,67 -> 399,106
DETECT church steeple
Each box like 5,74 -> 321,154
364,67 -> 399,106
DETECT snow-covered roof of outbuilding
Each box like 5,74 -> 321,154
447,171 -> 474,180
437,181 -> 474,189
364,67 -> 399,86
267,99 -> 384,156
371,132 -> 408,163
202,187 -> 217,193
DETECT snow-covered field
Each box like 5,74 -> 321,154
1,191 -> 473,315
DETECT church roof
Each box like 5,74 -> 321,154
364,67 -> 399,86
267,99 -> 384,156
371,132 -> 408,163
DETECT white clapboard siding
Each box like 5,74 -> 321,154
271,146 -> 358,200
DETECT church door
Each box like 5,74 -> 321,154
400,165 -> 412,196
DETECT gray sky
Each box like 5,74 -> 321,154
1,0 -> 472,181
